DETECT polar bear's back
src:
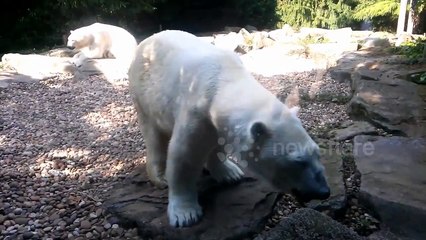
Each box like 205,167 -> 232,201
129,30 -> 248,127
132,30 -> 244,81
89,23 -> 137,53
144,30 -> 217,52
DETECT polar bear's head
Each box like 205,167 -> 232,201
67,29 -> 93,50
240,105 -> 330,202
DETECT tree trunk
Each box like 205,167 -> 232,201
407,0 -> 418,34
397,0 -> 409,34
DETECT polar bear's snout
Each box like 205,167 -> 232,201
292,169 -> 330,202
287,155 -> 331,203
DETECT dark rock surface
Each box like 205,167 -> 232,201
354,135 -> 426,240
308,142 -> 347,218
348,67 -> 426,137
104,165 -> 279,240
330,121 -> 377,141
254,208 -> 364,240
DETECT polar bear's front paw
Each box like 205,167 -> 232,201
167,197 -> 202,227
208,159 -> 244,183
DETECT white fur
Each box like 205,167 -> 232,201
128,30 -> 329,228
67,23 -> 137,70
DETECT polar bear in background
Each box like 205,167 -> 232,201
128,30 -> 330,228
67,22 -> 137,71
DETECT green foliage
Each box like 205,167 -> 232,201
276,0 -> 356,29
392,37 -> 426,60
231,0 -> 280,28
0,0 -> 164,54
352,0 -> 400,20
352,0 -> 426,31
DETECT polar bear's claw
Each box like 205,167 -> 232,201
168,199 -> 202,227
208,159 -> 244,184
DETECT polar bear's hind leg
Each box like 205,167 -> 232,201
135,101 -> 168,188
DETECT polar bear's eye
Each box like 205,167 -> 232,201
250,122 -> 268,141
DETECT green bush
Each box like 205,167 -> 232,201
276,0 -> 356,29
392,37 -> 426,60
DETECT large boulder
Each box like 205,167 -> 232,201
213,32 -> 245,52
348,65 -> 426,137
325,27 -> 353,43
354,135 -> 426,240
104,165 -> 279,240
268,24 -> 296,43
254,208 -> 363,240
240,46 -> 321,77
1,53 -> 76,79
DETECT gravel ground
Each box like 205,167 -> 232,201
1,67 -> 378,239
0,74 -> 142,239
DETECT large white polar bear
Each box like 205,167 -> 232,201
67,22 -> 137,70
128,30 -> 330,228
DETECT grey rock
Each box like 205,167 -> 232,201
330,121 -> 377,141
354,135 -> 426,240
41,48 -> 78,58
212,32 -> 245,52
352,66 -> 382,81
14,217 -> 29,225
268,25 -> 295,42
254,208 -> 363,240
223,26 -> 242,33
330,68 -> 352,83
239,46 -> 319,77
22,231 -> 34,239
367,227 -> 402,240
1,53 -> 76,78
308,43 -> 359,64
362,38 -> 391,49
299,27 -> 329,39
348,68 -> 426,137
244,25 -> 258,32
308,141 -> 347,218
104,165 -> 278,240
326,27 -> 353,43
80,220 -> 92,229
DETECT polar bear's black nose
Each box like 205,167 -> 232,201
292,187 -> 330,202
315,186 -> 331,200
292,171 -> 331,202
312,171 -> 330,200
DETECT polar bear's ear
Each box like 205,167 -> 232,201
70,30 -> 74,33
250,122 -> 269,141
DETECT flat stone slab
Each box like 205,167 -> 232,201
104,165 -> 278,240
348,67 -> 426,137
330,121 -> 377,141
254,208 -> 363,240
354,135 -> 426,239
